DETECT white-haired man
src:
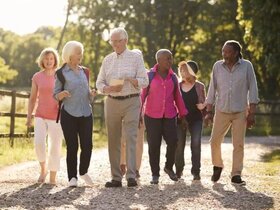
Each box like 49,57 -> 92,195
96,28 -> 148,187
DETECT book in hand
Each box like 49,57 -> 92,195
109,79 -> 124,86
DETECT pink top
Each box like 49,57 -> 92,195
32,71 -> 58,120
141,64 -> 188,119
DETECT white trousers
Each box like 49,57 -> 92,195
34,117 -> 63,171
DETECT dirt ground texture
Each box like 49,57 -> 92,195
0,136 -> 279,210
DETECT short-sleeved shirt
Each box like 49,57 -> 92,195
33,71 -> 58,120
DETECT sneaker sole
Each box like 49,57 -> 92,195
231,181 -> 246,186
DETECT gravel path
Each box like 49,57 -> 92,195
0,136 -> 279,210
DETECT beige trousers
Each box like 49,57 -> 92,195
120,122 -> 145,171
105,96 -> 140,181
210,110 -> 246,177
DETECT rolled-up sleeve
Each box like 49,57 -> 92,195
135,55 -> 149,89
53,74 -> 63,101
96,59 -> 108,94
206,65 -> 217,105
247,61 -> 260,104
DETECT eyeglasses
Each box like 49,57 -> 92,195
109,39 -> 124,44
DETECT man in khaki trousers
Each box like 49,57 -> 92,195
96,27 -> 148,188
205,40 -> 259,186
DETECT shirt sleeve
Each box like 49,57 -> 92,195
247,61 -> 260,104
206,64 -> 217,105
96,58 -> 108,94
135,55 -> 149,89
53,74 -> 63,101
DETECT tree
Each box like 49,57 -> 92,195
0,57 -> 18,84
237,0 -> 280,99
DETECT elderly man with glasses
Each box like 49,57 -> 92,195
96,27 -> 148,188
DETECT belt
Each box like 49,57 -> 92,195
108,93 -> 139,100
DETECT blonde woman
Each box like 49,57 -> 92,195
175,61 -> 206,181
26,47 -> 63,185
54,41 -> 96,187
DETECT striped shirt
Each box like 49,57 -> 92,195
96,49 -> 149,96
206,58 -> 259,113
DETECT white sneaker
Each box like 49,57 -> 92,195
80,173 -> 93,186
69,177 -> 78,187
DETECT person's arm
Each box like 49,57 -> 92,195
131,54 -> 149,89
26,80 -> 38,127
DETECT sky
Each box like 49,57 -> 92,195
0,0 -> 68,35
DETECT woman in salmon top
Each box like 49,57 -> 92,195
26,47 -> 63,185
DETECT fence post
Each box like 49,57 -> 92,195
9,90 -> 16,147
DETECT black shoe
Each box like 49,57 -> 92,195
136,170 -> 140,179
105,180 -> 122,188
164,167 -> 178,181
150,176 -> 159,184
193,174 -> 201,181
231,175 -> 246,186
127,178 -> 138,187
176,170 -> 183,179
211,166 -> 223,182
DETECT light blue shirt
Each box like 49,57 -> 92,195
206,59 -> 259,113
54,65 -> 92,117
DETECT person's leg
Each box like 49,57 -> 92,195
231,111 -> 246,177
162,117 -> 178,170
175,121 -> 187,177
34,117 -> 47,183
46,119 -> 63,184
210,111 -> 232,168
60,108 -> 79,181
189,120 -> 203,177
104,98 -> 123,182
123,97 -> 140,181
78,114 -> 93,176
120,122 -> 126,176
136,123 -> 145,172
144,115 -> 162,177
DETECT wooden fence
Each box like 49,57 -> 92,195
1,89 -> 280,141
0,89 -> 104,141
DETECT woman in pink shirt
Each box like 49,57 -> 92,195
26,48 -> 63,185
141,49 -> 188,184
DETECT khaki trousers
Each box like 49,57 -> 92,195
210,110 -> 246,177
120,122 -> 145,171
105,96 -> 140,181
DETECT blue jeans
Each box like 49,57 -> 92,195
175,120 -> 202,175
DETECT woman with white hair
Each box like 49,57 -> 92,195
54,40 -> 96,187
27,47 -> 63,185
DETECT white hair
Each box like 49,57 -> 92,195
110,27 -> 128,40
62,41 -> 84,63
155,49 -> 172,62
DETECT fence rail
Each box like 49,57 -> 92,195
0,89 -> 104,142
1,89 -> 280,141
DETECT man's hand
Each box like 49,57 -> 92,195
104,84 -> 123,93
178,117 -> 188,130
246,113 -> 255,129
204,112 -> 213,127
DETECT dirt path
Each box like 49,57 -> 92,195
0,136 -> 279,210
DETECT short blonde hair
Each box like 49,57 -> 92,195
37,47 -> 59,69
178,61 -> 197,80
62,41 -> 84,63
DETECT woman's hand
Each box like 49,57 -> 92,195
57,90 -> 71,100
90,89 -> 97,97
196,103 -> 206,110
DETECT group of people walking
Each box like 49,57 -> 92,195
26,27 -> 259,188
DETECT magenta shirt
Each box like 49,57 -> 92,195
33,71 -> 59,120
141,64 -> 188,119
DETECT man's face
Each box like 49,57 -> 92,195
222,44 -> 238,63
110,33 -> 127,54
158,53 -> 173,71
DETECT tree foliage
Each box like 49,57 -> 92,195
237,0 -> 280,99
0,57 -> 18,84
